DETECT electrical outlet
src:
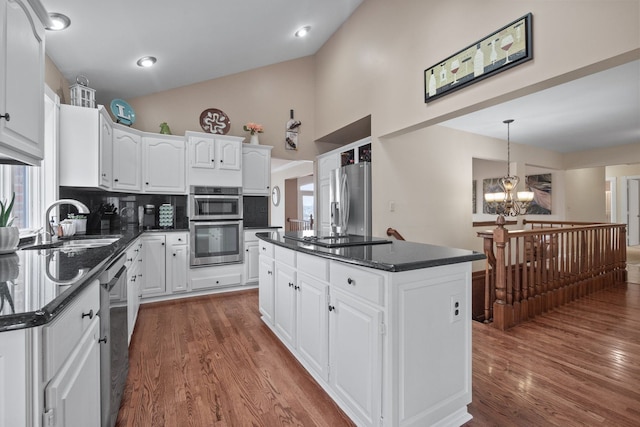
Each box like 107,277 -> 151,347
450,294 -> 462,323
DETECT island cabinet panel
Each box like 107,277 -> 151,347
295,272 -> 329,381
0,329 -> 29,426
390,264 -> 472,427
257,236 -> 474,427
329,287 -> 382,427
258,253 -> 275,324
274,262 -> 297,346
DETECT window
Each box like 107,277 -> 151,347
0,165 -> 37,229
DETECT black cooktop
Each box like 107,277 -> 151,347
284,232 -> 392,248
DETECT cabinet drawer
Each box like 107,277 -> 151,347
42,280 -> 100,382
191,272 -> 242,290
259,241 -> 273,258
297,252 -> 329,281
330,262 -> 384,306
275,246 -> 296,267
125,239 -> 141,266
166,232 -> 188,246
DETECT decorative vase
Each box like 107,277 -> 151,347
250,133 -> 260,145
0,227 -> 19,254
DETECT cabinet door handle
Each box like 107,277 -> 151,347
81,309 -> 94,319
127,257 -> 133,262
267,270 -> 272,275
211,158 -> 215,162
0,113 -> 9,122
246,249 -> 249,252
146,182 -> 149,185
98,336 -> 108,344
288,282 -> 293,287
294,285 -> 300,291
328,305 -> 335,312
162,242 -> 165,246
173,253 -> 176,257
220,159 -> 223,163
114,178 -> 119,182
347,277 -> 355,285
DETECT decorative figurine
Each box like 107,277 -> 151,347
159,122 -> 172,135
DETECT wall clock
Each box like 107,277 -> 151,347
271,186 -> 281,206
200,108 -> 231,134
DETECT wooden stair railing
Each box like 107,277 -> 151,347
477,217 -> 627,330
287,214 -> 314,231
386,228 -> 405,241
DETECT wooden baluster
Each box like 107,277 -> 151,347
482,235 -> 496,323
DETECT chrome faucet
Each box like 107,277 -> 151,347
43,199 -> 90,243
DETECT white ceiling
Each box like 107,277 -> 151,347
41,0 -> 364,106
41,1 -> 639,155
440,60 -> 640,153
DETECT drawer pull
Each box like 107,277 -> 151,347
347,277 -> 355,285
81,309 -> 94,319
267,270 -> 272,275
127,257 -> 133,262
294,285 -> 300,291
98,336 -> 108,344
288,282 -> 294,287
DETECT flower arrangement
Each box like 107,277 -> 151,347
243,122 -> 264,135
0,193 -> 15,227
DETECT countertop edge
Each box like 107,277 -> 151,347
256,232 -> 486,272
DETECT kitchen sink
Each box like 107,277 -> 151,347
23,236 -> 121,251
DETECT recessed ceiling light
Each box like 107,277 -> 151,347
136,56 -> 157,68
294,26 -> 311,38
46,13 -> 71,31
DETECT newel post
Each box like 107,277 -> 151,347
492,216 -> 512,330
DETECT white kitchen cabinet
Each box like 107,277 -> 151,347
296,271 -> 329,381
44,316 -> 101,427
0,0 -> 46,165
126,239 -> 143,343
0,328 -> 29,426
59,104 -> 113,189
329,287 -> 382,427
190,264 -> 243,291
245,240 -> 260,283
113,126 -> 142,191
274,262 -> 297,346
258,252 -> 275,325
141,234 -> 166,296
167,233 -> 189,293
186,131 -> 243,187
143,135 -> 186,193
242,145 -> 272,195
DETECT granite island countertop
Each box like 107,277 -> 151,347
0,227 -> 188,332
257,230 -> 485,272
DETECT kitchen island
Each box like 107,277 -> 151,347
257,231 -> 485,427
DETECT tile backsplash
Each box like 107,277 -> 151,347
59,187 -> 188,233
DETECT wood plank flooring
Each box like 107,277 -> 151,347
117,282 -> 639,427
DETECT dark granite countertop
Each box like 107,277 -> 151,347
0,227 -> 188,332
245,226 -> 281,230
257,231 -> 485,272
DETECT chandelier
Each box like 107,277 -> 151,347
484,119 -> 534,217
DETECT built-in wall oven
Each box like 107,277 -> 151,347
189,186 -> 243,266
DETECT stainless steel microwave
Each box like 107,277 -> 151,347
189,186 -> 242,221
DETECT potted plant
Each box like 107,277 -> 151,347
0,192 -> 19,253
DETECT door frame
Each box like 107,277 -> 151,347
621,175 -> 640,246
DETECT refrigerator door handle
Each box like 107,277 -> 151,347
340,170 -> 350,234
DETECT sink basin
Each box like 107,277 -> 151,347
61,238 -> 120,249
23,236 -> 121,251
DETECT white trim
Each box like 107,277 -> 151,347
606,177 -> 616,223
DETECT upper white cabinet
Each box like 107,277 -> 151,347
0,0 -> 46,165
242,145 -> 272,195
112,126 -> 142,191
59,105 -> 113,189
186,131 -> 243,187
143,135 -> 186,193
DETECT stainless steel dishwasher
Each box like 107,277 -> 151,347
99,254 -> 129,427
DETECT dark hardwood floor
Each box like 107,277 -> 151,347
117,280 -> 640,427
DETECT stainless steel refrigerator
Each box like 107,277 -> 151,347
329,162 -> 372,236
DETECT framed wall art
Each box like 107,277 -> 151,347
424,13 -> 533,103
525,173 -> 552,214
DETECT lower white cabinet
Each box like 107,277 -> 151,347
258,253 -> 275,324
126,239 -> 143,343
44,316 -> 101,427
274,262 -> 297,345
43,279 -> 102,427
142,232 -> 189,298
258,241 -> 473,427
190,264 -> 243,291
329,287 -> 382,426
141,234 -> 166,296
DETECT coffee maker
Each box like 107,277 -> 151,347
143,204 -> 156,229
